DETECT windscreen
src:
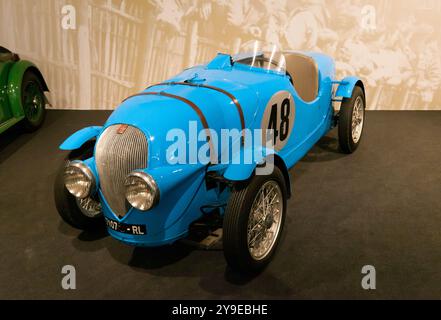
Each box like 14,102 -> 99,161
233,41 -> 286,75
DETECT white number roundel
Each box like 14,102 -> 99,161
261,91 -> 295,151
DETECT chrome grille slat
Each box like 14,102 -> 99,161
95,125 -> 148,217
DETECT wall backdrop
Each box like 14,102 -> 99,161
1,0 -> 440,110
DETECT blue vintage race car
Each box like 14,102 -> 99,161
55,42 -> 365,273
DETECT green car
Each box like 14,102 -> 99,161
0,46 -> 49,134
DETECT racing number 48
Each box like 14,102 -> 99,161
267,98 -> 290,145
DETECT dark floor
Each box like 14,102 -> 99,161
0,110 -> 440,299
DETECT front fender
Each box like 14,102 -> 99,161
221,146 -> 292,197
336,76 -> 365,98
7,60 -> 49,118
146,164 -> 206,196
223,146 -> 276,181
60,126 -> 102,151
103,164 -> 208,246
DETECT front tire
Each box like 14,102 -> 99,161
338,86 -> 365,154
54,141 -> 103,230
223,166 -> 287,273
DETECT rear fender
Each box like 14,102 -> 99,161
335,76 -> 365,99
7,60 -> 49,118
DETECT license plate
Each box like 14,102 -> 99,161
105,218 -> 147,235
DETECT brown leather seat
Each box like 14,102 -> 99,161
284,52 -> 319,102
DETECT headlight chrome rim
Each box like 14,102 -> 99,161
64,160 -> 95,199
124,171 -> 160,211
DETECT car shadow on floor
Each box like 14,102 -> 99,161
0,125 -> 36,164
77,225 -> 109,242
128,244 -> 196,270
58,219 -> 109,242
104,237 -> 294,297
58,219 -> 111,253
0,114 -> 58,165
57,198 -> 296,297
300,131 -> 345,163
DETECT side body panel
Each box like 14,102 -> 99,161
0,60 -> 25,133
221,52 -> 336,180
0,61 -> 13,122
277,52 -> 335,170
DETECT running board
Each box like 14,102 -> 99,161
0,116 -> 23,133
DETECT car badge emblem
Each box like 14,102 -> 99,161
117,124 -> 128,134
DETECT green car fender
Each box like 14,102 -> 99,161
7,60 -> 49,118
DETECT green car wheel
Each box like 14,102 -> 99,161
21,71 -> 46,131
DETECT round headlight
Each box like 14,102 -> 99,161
64,161 -> 95,199
125,172 -> 159,211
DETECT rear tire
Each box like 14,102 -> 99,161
21,71 -> 46,132
54,141 -> 103,230
223,166 -> 287,273
338,86 -> 365,154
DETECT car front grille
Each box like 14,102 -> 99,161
95,124 -> 148,217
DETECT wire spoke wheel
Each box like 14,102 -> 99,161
351,96 -> 364,144
338,85 -> 365,154
247,181 -> 283,261
223,166 -> 287,273
76,197 -> 102,218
